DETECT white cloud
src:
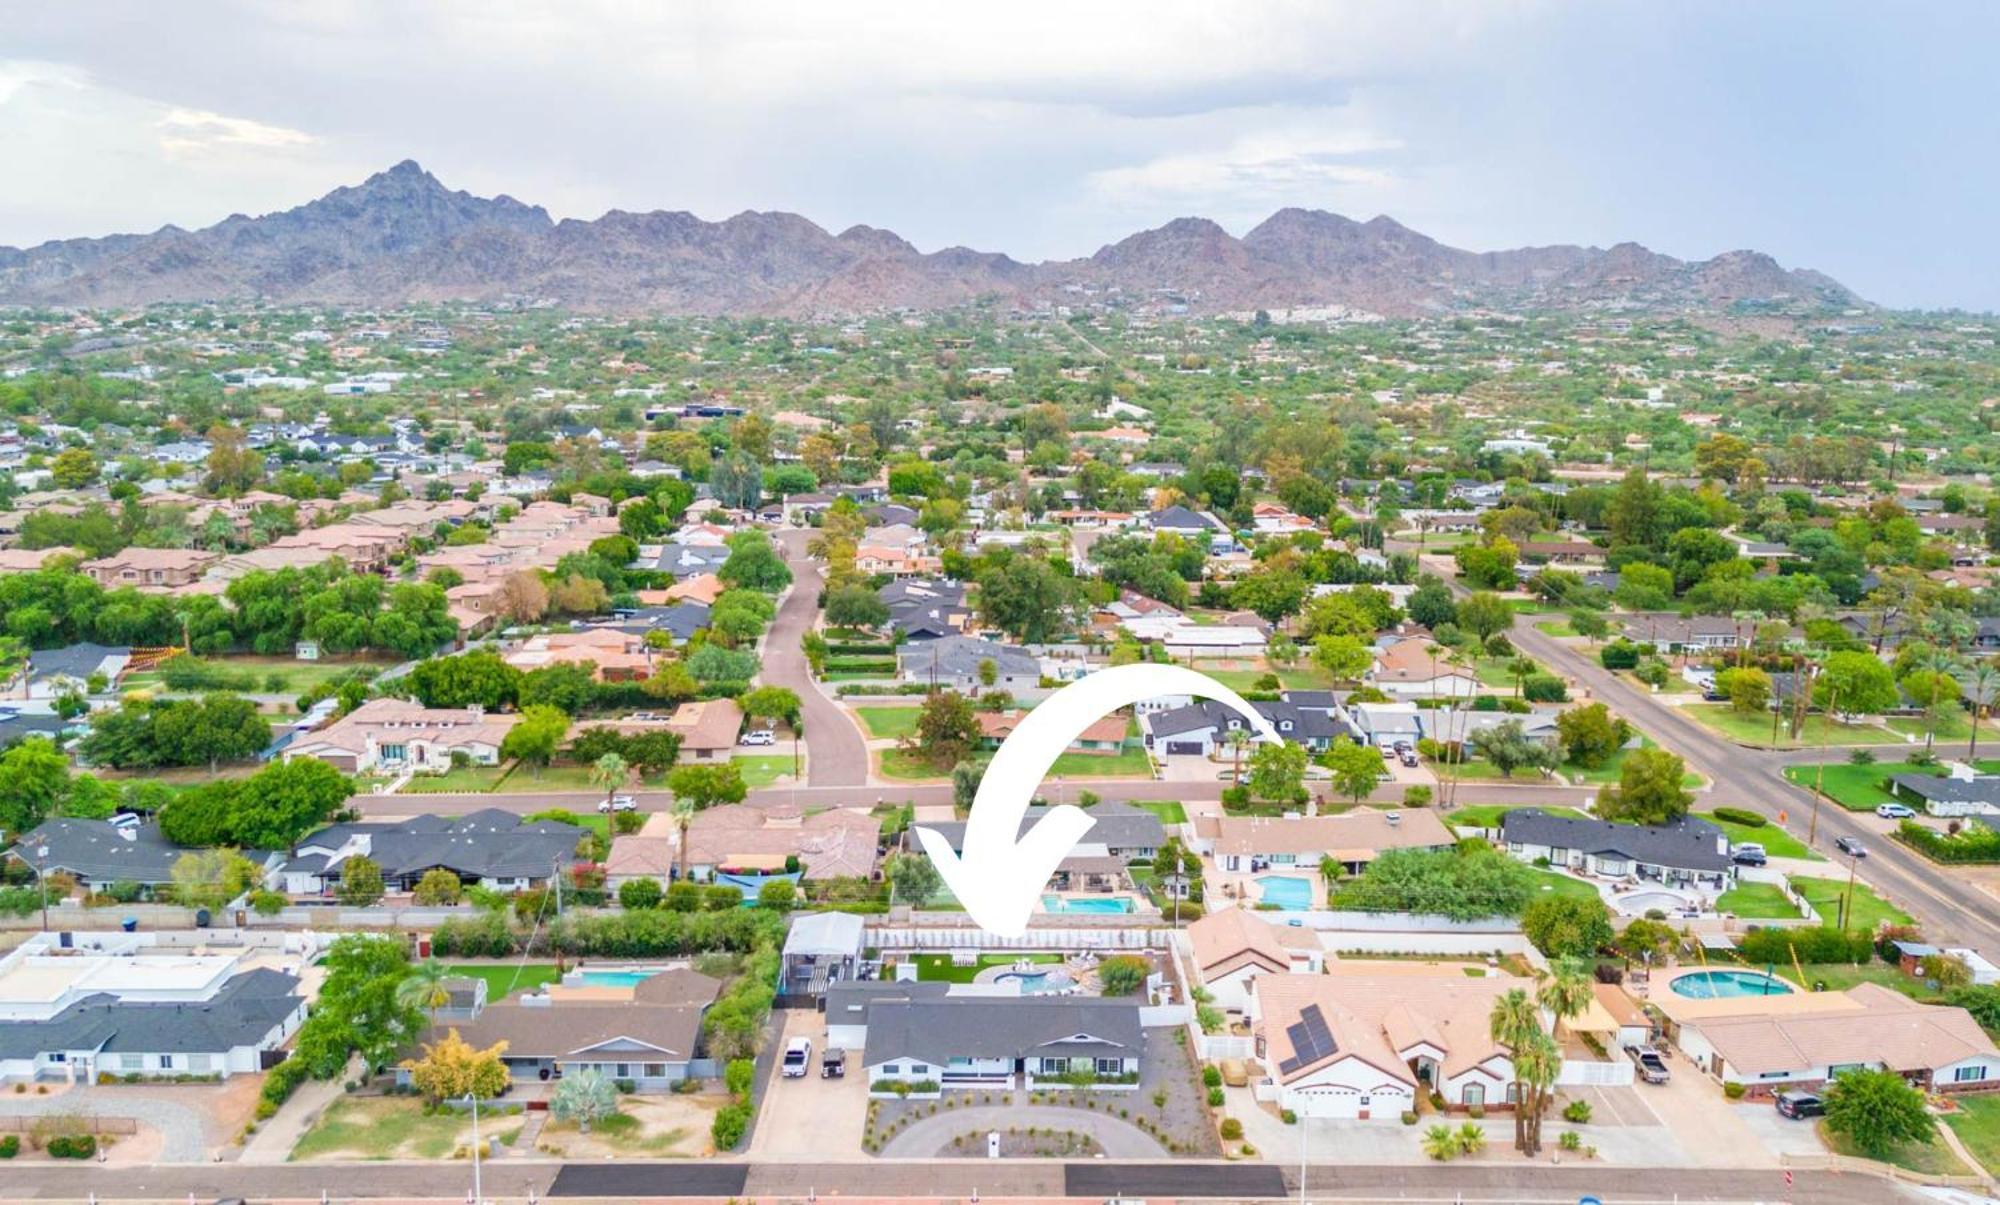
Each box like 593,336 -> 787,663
1084,126 -> 1402,225
156,107 -> 317,156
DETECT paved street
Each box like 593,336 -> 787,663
0,1158 -> 1925,1202
766,529 -> 869,787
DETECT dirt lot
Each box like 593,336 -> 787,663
538,1093 -> 725,1158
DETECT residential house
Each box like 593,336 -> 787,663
278,809 -> 587,895
17,643 -> 130,700
80,548 -> 222,590
896,636 -> 1040,693
1185,906 -> 1326,1012
1498,810 -> 1735,896
0,963 -> 307,1083
283,699 -> 518,775
918,801 -> 1166,864
1889,764 -> 2000,817
1616,613 -> 1748,652
1658,981 -> 2000,1097
676,803 -> 880,883
976,711 -> 1130,756
504,629 -> 657,680
422,967 -> 722,1091
1367,639 -> 1478,700
4,818 -> 224,891
860,996 -> 1144,1090
1194,810 -> 1456,878
1143,505 -> 1218,536
663,698 -> 744,761
879,578 -> 970,641
1250,969 -> 1533,1118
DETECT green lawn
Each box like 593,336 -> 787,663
1822,1120 -> 1972,1178
495,764 -> 602,792
1789,875 -> 1913,931
400,765 -> 511,794
854,706 -> 922,740
1885,710 -> 1976,743
1780,759 -> 2000,811
1132,800 -> 1188,825
1944,1092 -> 2000,1177
1715,882 -> 1800,919
1528,869 -> 1605,902
441,962 -> 562,1000
1445,803 -> 1589,831
125,653 -> 397,696
1047,745 -> 1154,778
1795,961 -> 1938,1000
878,748 -> 949,781
291,1096 -> 518,1161
1684,704 -> 1905,748
732,754 -> 796,788
1533,618 -> 1577,638
1563,738 -> 1705,788
909,952 -> 1061,982
1697,812 -> 1820,860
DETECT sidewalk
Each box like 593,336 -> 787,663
240,1062 -> 354,1164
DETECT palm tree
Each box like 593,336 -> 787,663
1960,658 -> 2000,762
590,751 -> 630,810
1421,1123 -> 1458,1161
1488,988 -> 1540,1152
671,798 -> 696,884
1509,657 -> 1537,699
397,957 -> 454,1029
1227,728 -> 1252,785
1512,1031 -> 1562,1155
1537,956 -> 1595,1041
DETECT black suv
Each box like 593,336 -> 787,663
1775,1091 -> 1824,1119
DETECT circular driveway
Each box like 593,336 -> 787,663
878,1103 -> 1164,1158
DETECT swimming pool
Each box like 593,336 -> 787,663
996,970 -> 1076,995
1041,895 -> 1135,914
1669,969 -> 1795,999
579,969 -> 662,988
1256,875 -> 1313,911
1616,890 -> 1695,916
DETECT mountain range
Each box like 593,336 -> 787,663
0,161 -> 1862,316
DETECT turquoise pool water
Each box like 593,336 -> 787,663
1669,969 -> 1794,998
997,970 -> 1075,994
1041,895 -> 1135,914
579,969 -> 661,987
1257,875 -> 1313,910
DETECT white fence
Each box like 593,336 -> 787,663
1199,1034 -> 1255,1061
1556,1059 -> 1636,1087
867,926 -> 1168,950
1261,909 -> 1522,933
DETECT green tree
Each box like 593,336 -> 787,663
1595,748 -> 1693,825
169,849 -> 262,910
888,851 -> 943,906
412,869 -> 463,906
1320,739 -> 1384,805
1814,650 -> 1899,718
0,737 -> 72,838
1716,665 -> 1772,715
338,856 -> 386,906
1310,634 -> 1373,683
405,650 -> 523,709
1467,718 -> 1557,779
618,877 -> 663,910
1246,739 -> 1308,803
49,447 -> 99,489
550,1068 -> 619,1133
718,533 -> 791,592
665,763 -> 747,809
397,957 -> 456,1026
501,705 -> 571,777
1455,592 -> 1514,644
975,555 -> 1076,642
1522,897 -> 1615,960
824,585 -> 889,629
910,689 -> 981,769
1822,1068 -> 1936,1159
1488,987 -> 1541,1152
590,752 -> 629,808
739,685 -> 801,728
1555,702 -> 1629,769
1406,576 -> 1457,629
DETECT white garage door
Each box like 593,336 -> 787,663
1293,1085 -> 1363,1118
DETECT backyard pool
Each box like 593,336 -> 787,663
1041,895 -> 1136,914
996,970 -> 1077,995
578,968 -> 663,988
1256,875 -> 1313,911
1615,890 -> 1697,916
1668,969 -> 1795,999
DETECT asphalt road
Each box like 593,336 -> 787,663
762,529 -> 869,787
0,1159 -> 1928,1202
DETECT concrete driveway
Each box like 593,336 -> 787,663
748,1006 -> 869,1158
766,531 -> 869,787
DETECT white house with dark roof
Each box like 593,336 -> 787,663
1498,810 -> 1735,895
858,995 -> 1144,1091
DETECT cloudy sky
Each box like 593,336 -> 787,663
1,1 -> 1993,309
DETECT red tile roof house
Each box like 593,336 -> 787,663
976,711 -> 1129,755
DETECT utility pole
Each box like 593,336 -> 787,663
1810,681 -> 1839,848
34,844 -> 50,932
465,1092 -> 484,1205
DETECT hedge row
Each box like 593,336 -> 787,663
1896,819 -> 2000,864
1710,807 -> 1767,828
430,906 -> 785,959
1736,926 -> 1876,965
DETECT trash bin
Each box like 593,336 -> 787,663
120,916 -> 138,933
194,907 -> 211,929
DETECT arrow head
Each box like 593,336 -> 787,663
913,804 -> 1096,938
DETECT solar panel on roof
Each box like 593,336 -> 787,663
1280,1003 -> 1338,1073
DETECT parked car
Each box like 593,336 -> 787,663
821,1048 -> 846,1079
740,729 -> 776,747
1775,1091 -> 1824,1119
782,1037 -> 813,1078
1836,836 -> 1868,858
1398,749 -> 1420,767
597,794 -> 637,813
1731,843 -> 1768,866
1625,1045 -> 1671,1084
1875,803 -> 1915,820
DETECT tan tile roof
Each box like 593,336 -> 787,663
1210,810 -> 1455,859
1256,971 -> 1524,1089
1689,982 -> 1998,1077
1187,907 -> 1293,979
667,698 -> 743,754
682,803 -> 879,880
1372,639 -> 1474,684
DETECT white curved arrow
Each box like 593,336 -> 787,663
913,664 -> 1285,937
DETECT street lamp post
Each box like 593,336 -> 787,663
465,1092 -> 484,1205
